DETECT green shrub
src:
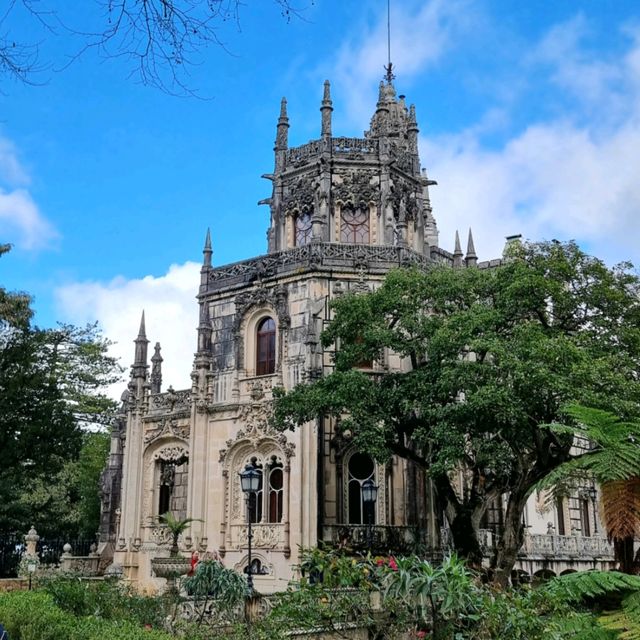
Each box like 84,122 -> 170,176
40,575 -> 167,627
0,590 -> 172,640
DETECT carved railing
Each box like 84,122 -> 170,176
322,524 -> 423,555
285,137 -> 379,166
475,529 -> 615,560
206,242 -> 431,291
331,136 -> 378,156
521,533 -> 615,559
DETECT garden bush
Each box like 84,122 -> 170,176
0,590 -> 172,640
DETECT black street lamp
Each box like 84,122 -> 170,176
362,478 -> 378,546
239,464 -> 261,593
588,486 -> 598,534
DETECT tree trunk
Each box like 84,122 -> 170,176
615,536 -> 635,573
448,508 -> 484,566
491,488 -> 528,587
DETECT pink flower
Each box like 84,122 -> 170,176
416,631 -> 427,638
389,556 -> 398,571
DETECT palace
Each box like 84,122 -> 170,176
99,78 -> 614,591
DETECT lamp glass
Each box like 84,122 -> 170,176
240,465 -> 261,493
362,478 -> 378,504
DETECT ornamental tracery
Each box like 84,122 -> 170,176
333,170 -> 377,207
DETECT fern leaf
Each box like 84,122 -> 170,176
546,570 -> 640,603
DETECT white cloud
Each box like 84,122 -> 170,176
55,262 -> 201,399
0,134 -> 59,250
424,21 -> 640,266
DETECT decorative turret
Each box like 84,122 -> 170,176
465,229 -> 478,267
453,230 -> 463,268
261,78 -> 440,257
320,80 -> 333,138
131,311 -> 149,379
150,342 -> 163,394
274,97 -> 289,173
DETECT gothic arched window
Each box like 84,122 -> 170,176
340,205 -> 370,244
256,317 -> 276,376
246,459 -> 264,524
267,459 -> 284,523
347,452 -> 375,524
295,211 -> 312,246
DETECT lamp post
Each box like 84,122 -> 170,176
239,464 -> 261,593
362,478 -> 378,547
588,486 -> 598,534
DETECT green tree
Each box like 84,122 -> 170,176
0,246 -> 122,535
540,405 -> 640,573
16,431 -> 110,538
272,240 -> 640,585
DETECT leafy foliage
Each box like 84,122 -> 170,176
182,558 -> 249,626
273,240 -> 640,581
545,571 -> 640,603
0,247 -> 122,536
158,512 -> 202,556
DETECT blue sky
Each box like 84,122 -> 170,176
1,0 -> 639,390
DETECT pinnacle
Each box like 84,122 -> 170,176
466,228 -> 477,258
137,310 -> 147,339
453,230 -> 462,256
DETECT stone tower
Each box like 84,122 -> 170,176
106,79 -> 483,590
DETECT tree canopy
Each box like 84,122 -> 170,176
0,246 -> 122,536
272,240 -> 640,583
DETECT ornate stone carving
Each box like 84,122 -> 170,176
237,524 -> 281,548
144,417 -> 190,444
206,243 -> 429,290
148,387 -> 191,415
233,286 -> 290,333
154,445 -> 188,463
333,170 -> 377,206
282,175 -> 317,213
388,178 -> 419,221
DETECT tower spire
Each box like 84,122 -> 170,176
465,228 -> 478,267
320,80 -> 333,137
132,310 -> 149,379
203,227 -> 212,267
453,230 -> 463,268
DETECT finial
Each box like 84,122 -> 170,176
150,342 -> 163,394
323,80 -> 331,103
203,228 -> 212,267
384,0 -> 395,83
279,97 -> 288,120
137,310 -> 147,339
465,229 -> 478,267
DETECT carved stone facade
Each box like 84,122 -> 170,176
102,79 -> 613,591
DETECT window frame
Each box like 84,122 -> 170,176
256,316 -> 276,376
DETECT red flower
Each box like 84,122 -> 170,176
376,558 -> 385,566
389,556 -> 398,571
